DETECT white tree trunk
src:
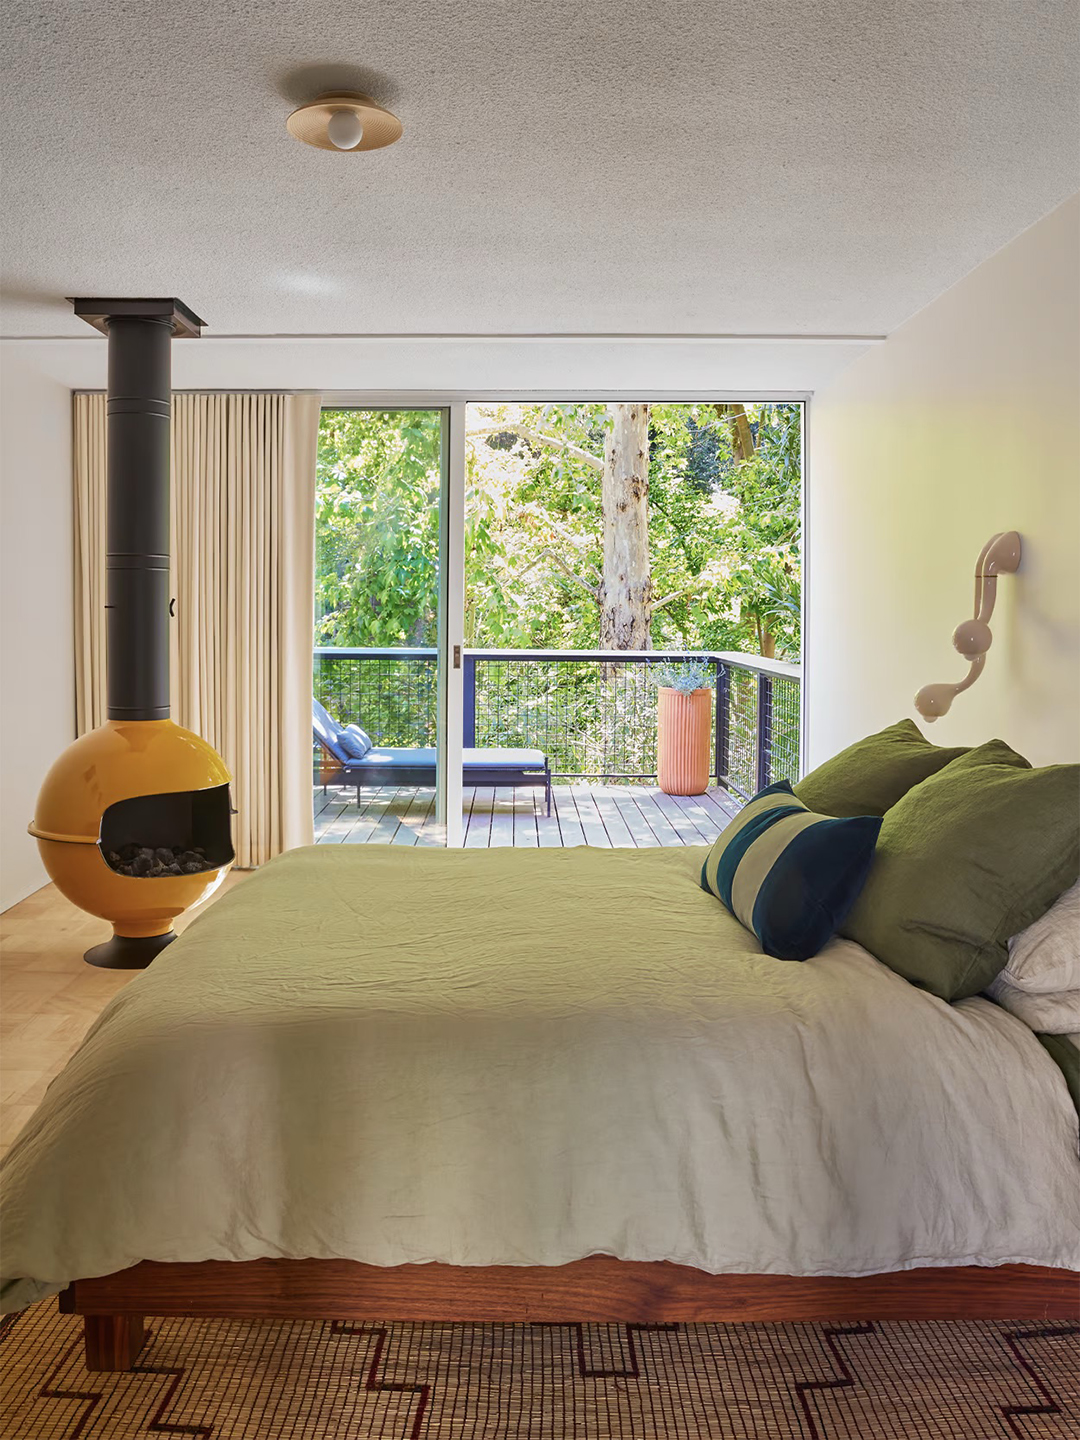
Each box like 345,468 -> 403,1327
600,403 -> 652,650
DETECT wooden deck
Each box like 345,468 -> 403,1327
313,781 -> 742,848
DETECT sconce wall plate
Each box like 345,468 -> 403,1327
286,92 -> 403,152
914,531 -> 1021,722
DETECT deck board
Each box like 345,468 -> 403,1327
549,787 -> 584,847
535,791 -> 569,847
623,785 -> 682,846
487,793 -> 517,849
314,781 -> 740,848
343,787 -> 400,845
463,787 -> 493,848
389,787 -> 432,845
586,786 -> 637,847
512,790 -> 539,848
607,788 -> 663,847
568,784 -> 612,847
648,789 -> 718,845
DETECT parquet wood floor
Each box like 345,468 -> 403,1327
0,874 -> 246,1158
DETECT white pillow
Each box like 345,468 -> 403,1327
1002,877 -> 1080,994
986,971 -> 1080,1034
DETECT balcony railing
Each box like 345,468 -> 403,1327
314,647 -> 801,798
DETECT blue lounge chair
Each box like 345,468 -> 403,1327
313,698 -> 552,815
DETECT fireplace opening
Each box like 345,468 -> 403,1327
99,784 -> 235,878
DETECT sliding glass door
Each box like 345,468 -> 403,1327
312,408 -> 452,846
459,401 -> 803,848
310,396 -> 803,853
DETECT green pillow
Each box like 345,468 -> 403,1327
841,740 -> 1080,1000
794,719 -> 969,817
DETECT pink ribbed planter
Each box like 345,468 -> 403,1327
657,687 -> 713,796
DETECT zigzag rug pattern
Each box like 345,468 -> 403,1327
1,1302 -> 1077,1438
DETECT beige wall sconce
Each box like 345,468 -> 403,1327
914,531 -> 1022,722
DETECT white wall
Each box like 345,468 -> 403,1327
807,195 -> 1080,769
0,349 -> 75,908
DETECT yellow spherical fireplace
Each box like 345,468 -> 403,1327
30,720 -> 234,968
35,298 -> 232,968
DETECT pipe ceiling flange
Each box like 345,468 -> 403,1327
68,297 -> 205,338
286,92 -> 403,152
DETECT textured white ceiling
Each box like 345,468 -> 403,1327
1,0 -> 1077,340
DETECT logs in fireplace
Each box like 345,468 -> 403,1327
29,298 -> 235,969
108,846 -> 211,878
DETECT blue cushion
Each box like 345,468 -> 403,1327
339,724 -> 373,760
363,748 -> 436,767
700,780 -> 882,962
463,748 -> 547,769
312,698 -> 349,764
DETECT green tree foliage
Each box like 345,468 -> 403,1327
315,409 -> 442,646
710,402 -> 802,659
464,401 -> 801,658
315,401 -> 801,660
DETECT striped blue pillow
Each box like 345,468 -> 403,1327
700,780 -> 882,961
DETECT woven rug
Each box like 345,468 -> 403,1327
1,1303 -> 1077,1439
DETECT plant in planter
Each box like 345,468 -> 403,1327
648,660 -> 716,796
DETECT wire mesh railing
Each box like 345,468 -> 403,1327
314,648 -> 438,748
313,647 -> 801,795
465,651 -> 712,779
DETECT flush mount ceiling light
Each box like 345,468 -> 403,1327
286,92 -> 403,152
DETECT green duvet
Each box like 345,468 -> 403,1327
2,844 -> 1078,1311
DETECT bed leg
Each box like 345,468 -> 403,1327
83,1313 -> 146,1371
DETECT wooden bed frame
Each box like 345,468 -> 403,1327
59,1256 -> 1080,1371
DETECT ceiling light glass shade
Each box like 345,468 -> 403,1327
286,92 -> 403,152
327,110 -> 364,150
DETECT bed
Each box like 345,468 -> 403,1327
2,844 -> 1078,1369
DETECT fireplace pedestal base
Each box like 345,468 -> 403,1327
85,931 -> 177,970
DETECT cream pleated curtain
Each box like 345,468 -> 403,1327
73,391 -> 322,866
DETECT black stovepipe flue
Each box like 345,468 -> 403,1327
104,313 -> 171,720
70,297 -> 204,719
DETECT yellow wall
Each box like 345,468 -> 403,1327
808,195 -> 1080,767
